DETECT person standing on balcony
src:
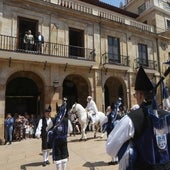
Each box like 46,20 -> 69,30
23,30 -> 34,51
36,31 -> 44,54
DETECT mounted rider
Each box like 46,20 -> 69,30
86,96 -> 98,125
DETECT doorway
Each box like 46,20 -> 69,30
69,28 -> 84,58
104,77 -> 125,108
17,16 -> 38,50
63,74 -> 89,109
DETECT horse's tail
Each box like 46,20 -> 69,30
98,111 -> 106,124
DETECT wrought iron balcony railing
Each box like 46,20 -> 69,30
134,58 -> 158,70
102,52 -> 130,67
0,34 -> 95,61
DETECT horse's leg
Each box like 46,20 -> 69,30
82,130 -> 87,141
79,124 -> 87,141
79,125 -> 83,140
94,124 -> 97,138
82,124 -> 87,141
94,123 -> 101,138
100,124 -> 106,138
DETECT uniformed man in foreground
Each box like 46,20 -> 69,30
106,66 -> 170,170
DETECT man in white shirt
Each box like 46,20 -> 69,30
35,108 -> 54,167
23,30 -> 34,51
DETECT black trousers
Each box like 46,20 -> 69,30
52,138 -> 69,161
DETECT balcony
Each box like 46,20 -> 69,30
0,34 -> 95,64
134,58 -> 158,70
38,0 -> 154,33
158,0 -> 170,12
102,53 -> 130,67
138,0 -> 170,14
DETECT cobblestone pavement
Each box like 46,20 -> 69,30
0,132 -> 118,170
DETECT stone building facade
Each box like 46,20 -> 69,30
124,0 -> 170,73
0,0 -> 169,141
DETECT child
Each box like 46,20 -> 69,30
25,122 -> 30,139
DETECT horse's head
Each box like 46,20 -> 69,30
70,103 -> 86,116
70,103 -> 78,115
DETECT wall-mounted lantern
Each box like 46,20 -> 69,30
53,80 -> 59,91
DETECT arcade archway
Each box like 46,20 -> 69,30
5,72 -> 43,116
104,77 -> 126,108
63,75 -> 89,109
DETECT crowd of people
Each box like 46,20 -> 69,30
4,112 -> 39,145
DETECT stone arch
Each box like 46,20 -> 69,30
5,71 -> 44,116
62,74 -> 89,109
104,76 -> 127,108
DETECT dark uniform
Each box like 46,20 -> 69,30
48,102 -> 72,170
35,109 -> 53,166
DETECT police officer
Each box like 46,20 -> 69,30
106,66 -> 170,170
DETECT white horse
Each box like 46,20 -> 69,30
70,103 -> 106,141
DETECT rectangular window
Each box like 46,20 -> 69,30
138,3 -> 146,14
167,20 -> 170,29
167,2 -> 170,8
69,28 -> 84,58
138,43 -> 148,66
108,36 -> 120,63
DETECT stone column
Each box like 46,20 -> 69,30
94,70 -> 104,112
44,85 -> 53,110
0,83 -> 5,143
51,86 -> 63,117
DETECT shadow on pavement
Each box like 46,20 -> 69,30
95,138 -> 107,142
69,137 -> 94,143
20,162 -> 43,170
83,161 -> 109,169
